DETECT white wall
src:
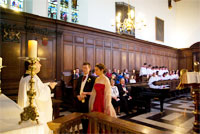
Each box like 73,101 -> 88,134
133,0 -> 177,48
175,0 -> 200,48
24,0 -> 48,17
78,0 -> 200,49
87,0 -> 116,32
32,0 -> 48,17
78,0 -> 178,47
21,0 -> 200,48
79,0 -> 89,26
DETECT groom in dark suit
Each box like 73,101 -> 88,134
75,62 -> 96,133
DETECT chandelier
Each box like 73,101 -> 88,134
116,0 -> 146,34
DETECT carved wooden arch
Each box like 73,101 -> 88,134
190,42 -> 200,70
190,42 -> 200,49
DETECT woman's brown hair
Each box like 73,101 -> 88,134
95,63 -> 106,71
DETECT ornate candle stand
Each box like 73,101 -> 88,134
178,69 -> 200,133
190,84 -> 200,133
19,57 -> 40,124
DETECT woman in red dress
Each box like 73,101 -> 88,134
89,63 -> 116,117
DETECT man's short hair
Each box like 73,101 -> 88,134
120,78 -> 125,81
83,62 -> 91,67
24,61 -> 30,71
144,63 -> 147,65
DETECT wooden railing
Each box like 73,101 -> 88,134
48,112 -> 169,134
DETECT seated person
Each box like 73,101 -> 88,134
106,69 -> 112,79
132,69 -> 136,77
116,70 -> 124,84
124,74 -> 130,84
123,69 -> 129,77
111,79 -> 120,115
112,68 -> 118,77
139,63 -> 148,82
146,64 -> 153,79
148,73 -> 158,85
74,68 -> 81,79
129,75 -> 136,84
175,70 -> 179,79
117,78 -> 132,115
91,69 -> 97,77
161,72 -> 169,80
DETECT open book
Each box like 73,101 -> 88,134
182,72 -> 200,84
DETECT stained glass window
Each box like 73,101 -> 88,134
10,0 -> 23,11
71,0 -> 79,23
48,0 -> 58,19
0,0 -> 7,5
60,0 -> 69,22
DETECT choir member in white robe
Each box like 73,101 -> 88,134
174,70 -> 179,79
148,73 -> 158,85
139,63 -> 147,76
139,63 -> 148,82
158,67 -> 164,76
18,61 -> 57,134
148,73 -> 162,89
146,65 -> 153,78
162,73 -> 170,80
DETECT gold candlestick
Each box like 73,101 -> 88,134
19,57 -> 40,124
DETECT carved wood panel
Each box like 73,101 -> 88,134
64,44 -> 73,71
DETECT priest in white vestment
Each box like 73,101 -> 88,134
18,61 -> 57,134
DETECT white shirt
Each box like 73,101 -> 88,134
175,74 -> 179,79
139,67 -> 147,76
111,86 -> 119,98
158,70 -> 164,76
147,68 -> 153,76
148,76 -> 158,85
130,79 -> 136,84
162,75 -> 169,80
80,74 -> 89,95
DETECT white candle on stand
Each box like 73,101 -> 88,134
28,40 -> 37,58
0,57 -> 2,67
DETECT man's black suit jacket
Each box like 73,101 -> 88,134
117,84 -> 130,98
75,75 -> 96,113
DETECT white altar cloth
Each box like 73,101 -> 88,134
0,94 -> 44,134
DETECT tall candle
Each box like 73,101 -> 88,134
28,40 -> 37,58
0,57 -> 2,67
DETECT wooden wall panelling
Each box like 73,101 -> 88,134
152,55 -> 156,66
128,52 -> 135,71
112,50 -> 120,70
85,46 -> 94,69
95,47 -> 104,64
135,52 -> 141,70
63,44 -> 73,71
75,45 -> 84,69
1,42 -> 21,96
121,51 -> 128,70
104,49 -> 111,70
37,37 -> 56,81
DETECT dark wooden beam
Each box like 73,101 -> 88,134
174,0 -> 181,2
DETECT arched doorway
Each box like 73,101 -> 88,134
190,42 -> 200,70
